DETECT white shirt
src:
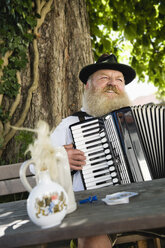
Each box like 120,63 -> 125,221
50,109 -> 92,191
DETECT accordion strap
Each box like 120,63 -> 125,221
72,111 -> 91,122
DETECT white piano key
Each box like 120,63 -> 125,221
85,148 -> 105,156
86,152 -> 105,160
86,158 -> 108,166
86,154 -> 108,163
73,133 -> 100,143
73,128 -> 100,138
87,142 -> 109,151
85,154 -> 112,165
86,181 -> 113,190
83,166 -> 109,176
83,167 -> 110,179
72,123 -> 100,134
84,169 -> 110,181
85,174 -> 112,187
85,175 -> 110,184
74,134 -> 107,147
84,148 -> 105,157
76,140 -> 105,150
71,119 -> 99,130
83,162 -> 109,172
76,144 -> 105,154
88,152 -> 112,160
75,137 -> 101,147
79,142 -> 109,152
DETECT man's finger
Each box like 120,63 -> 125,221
64,144 -> 73,149
70,165 -> 83,171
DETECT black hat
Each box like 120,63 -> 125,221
79,54 -> 136,85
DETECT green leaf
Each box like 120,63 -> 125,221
26,16 -> 37,27
102,38 -> 111,51
0,59 -> 4,68
17,23 -> 24,34
124,22 -> 137,41
142,35 -> 150,49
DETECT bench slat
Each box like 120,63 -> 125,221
0,163 -> 32,180
0,177 -> 36,195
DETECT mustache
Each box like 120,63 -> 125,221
103,85 -> 119,94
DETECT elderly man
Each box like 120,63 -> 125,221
51,53 -> 136,248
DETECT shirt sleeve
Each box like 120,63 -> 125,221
50,115 -> 85,191
50,116 -> 78,147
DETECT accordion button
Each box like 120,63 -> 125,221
111,172 -> 117,177
113,178 -> 119,183
109,166 -> 115,171
106,154 -> 112,160
108,160 -> 113,166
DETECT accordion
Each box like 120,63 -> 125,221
69,105 -> 165,190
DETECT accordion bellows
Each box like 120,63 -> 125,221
70,105 -> 164,190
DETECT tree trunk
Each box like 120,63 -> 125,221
2,0 -> 93,163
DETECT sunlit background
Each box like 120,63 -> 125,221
126,78 -> 159,105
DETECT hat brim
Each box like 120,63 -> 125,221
79,62 -> 136,85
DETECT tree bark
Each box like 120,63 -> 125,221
3,0 -> 93,163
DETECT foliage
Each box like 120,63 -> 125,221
86,0 -> 165,100
0,0 -> 37,101
0,130 -> 34,165
14,130 -> 34,162
0,0 -> 164,162
0,0 -> 53,161
0,0 -> 37,161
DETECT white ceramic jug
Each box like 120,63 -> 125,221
20,146 -> 77,213
20,160 -> 68,228
19,121 -> 77,228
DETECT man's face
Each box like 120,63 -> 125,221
86,69 -> 125,98
83,69 -> 131,117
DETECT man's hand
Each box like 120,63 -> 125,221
64,144 -> 86,171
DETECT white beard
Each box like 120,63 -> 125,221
82,85 -> 132,117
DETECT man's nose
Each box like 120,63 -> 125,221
107,78 -> 116,85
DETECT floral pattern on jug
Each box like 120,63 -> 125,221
35,191 -> 67,218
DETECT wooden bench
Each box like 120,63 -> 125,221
0,162 -> 36,200
0,163 -> 163,248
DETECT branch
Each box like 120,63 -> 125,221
0,121 -> 4,139
4,71 -> 22,136
0,50 -> 13,105
40,1 -> 46,10
3,38 -> 39,148
36,0 -> 41,13
36,0 -> 45,12
0,50 -> 13,78
9,71 -> 22,117
37,0 -> 53,29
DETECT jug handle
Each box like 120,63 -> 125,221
19,160 -> 36,192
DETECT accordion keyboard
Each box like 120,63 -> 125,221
70,116 -> 130,190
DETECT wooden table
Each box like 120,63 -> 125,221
1,178 -> 165,248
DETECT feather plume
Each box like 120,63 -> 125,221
11,120 -> 59,178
